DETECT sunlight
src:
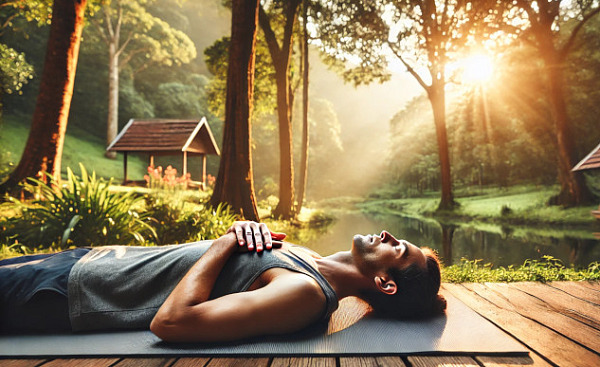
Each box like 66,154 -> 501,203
458,53 -> 494,84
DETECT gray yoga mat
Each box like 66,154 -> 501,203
0,294 -> 527,357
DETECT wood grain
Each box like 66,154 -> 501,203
443,283 -> 600,367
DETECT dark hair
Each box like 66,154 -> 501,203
360,248 -> 447,318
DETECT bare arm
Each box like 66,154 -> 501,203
150,223 -> 325,342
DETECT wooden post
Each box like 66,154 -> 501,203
183,151 -> 188,189
183,151 -> 188,175
150,155 -> 154,168
123,151 -> 128,183
202,154 -> 207,190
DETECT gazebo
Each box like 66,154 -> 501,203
572,141 -> 600,172
106,117 -> 220,188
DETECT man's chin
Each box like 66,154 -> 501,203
352,234 -> 368,252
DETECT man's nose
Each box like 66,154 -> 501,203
380,230 -> 400,245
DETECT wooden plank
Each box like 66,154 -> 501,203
478,283 -> 600,351
476,355 -> 551,367
339,357 -> 388,367
443,283 -> 600,367
549,282 -> 600,305
114,358 -> 175,367
374,356 -> 407,367
272,357 -> 336,367
41,359 -> 120,367
170,357 -> 210,367
579,281 -> 600,292
205,358 -> 269,367
408,356 -> 478,366
511,282 -> 600,330
0,360 -> 48,367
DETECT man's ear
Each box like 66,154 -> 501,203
374,276 -> 397,295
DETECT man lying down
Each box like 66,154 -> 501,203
0,221 -> 446,342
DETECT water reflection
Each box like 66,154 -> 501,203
299,211 -> 600,267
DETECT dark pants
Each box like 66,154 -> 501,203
0,248 -> 90,333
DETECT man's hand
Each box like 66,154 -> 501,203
227,221 -> 286,252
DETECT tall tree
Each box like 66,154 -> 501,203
0,0 -> 87,195
258,0 -> 302,219
296,0 -> 309,213
90,0 -> 195,158
512,0 -> 598,206
210,0 -> 260,221
313,0 -> 498,210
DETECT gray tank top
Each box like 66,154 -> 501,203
68,241 -> 338,331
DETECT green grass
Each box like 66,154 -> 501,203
359,185 -> 599,227
0,114 -> 148,181
442,257 -> 600,283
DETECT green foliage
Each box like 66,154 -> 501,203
0,44 -> 34,96
443,256 -> 600,283
0,165 -> 155,250
145,197 -> 237,245
141,163 -> 237,244
204,36 -> 277,119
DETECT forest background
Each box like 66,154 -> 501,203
1,0 -> 600,270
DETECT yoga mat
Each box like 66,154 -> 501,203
0,294 -> 527,357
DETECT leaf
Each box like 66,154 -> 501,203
61,215 -> 81,248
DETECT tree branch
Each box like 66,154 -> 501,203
559,5 -> 600,59
258,4 -> 282,64
386,40 -> 430,92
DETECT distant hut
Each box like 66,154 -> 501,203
572,141 -> 600,172
572,141 -> 600,223
106,117 -> 220,189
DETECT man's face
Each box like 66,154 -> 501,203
351,231 -> 427,276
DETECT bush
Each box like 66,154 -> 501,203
143,165 -> 237,244
442,256 -> 600,283
0,165 -> 155,250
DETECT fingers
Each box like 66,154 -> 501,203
260,223 -> 272,250
230,221 -> 278,253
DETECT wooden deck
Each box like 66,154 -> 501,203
1,281 -> 599,367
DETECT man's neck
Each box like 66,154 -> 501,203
315,251 -> 371,299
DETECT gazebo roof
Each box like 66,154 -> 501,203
106,118 -> 220,156
572,141 -> 600,171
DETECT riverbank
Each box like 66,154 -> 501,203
359,185 -> 599,228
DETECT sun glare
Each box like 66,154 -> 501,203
459,54 -> 494,84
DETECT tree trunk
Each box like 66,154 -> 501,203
296,0 -> 309,213
544,56 -> 593,206
105,40 -> 119,159
258,1 -> 301,220
0,0 -> 87,195
210,0 -> 260,221
428,83 -> 455,210
272,63 -> 295,219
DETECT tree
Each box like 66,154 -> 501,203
511,0 -> 598,206
313,0 -> 499,210
296,0 -> 310,213
0,0 -> 87,195
90,0 -> 196,158
258,0 -> 302,219
210,0 -> 260,221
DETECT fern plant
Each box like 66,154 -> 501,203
1,164 -> 155,249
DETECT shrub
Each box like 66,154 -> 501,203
142,165 -> 237,244
0,165 -> 155,250
145,197 -> 237,245
442,256 -> 600,283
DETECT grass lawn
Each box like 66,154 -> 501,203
360,184 -> 599,227
0,114 -> 148,181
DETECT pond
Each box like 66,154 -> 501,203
298,211 -> 600,267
